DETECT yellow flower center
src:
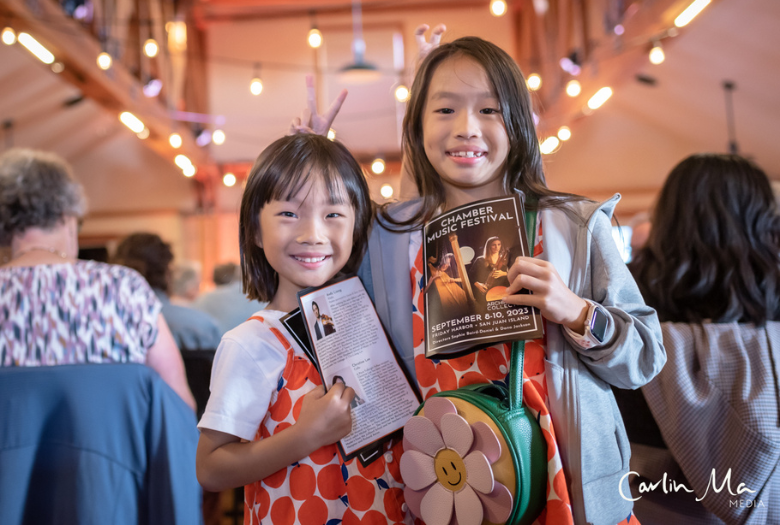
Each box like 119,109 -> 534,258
434,448 -> 467,492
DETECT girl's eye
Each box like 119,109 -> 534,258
435,108 -> 454,114
481,108 -> 501,114
279,211 -> 297,218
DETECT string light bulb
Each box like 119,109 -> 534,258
587,87 -> 613,109
395,85 -> 410,102
371,158 -> 386,174
183,164 -> 196,177
119,112 -> 145,133
51,62 -> 65,74
327,128 -> 336,141
97,52 -> 112,70
250,63 -> 263,95
250,77 -> 263,95
308,28 -> 323,48
490,0 -> 507,17
223,173 -> 237,187
380,184 -> 394,199
649,42 -> 665,65
2,27 -> 16,45
527,73 -> 542,91
212,129 -> 226,145
557,126 -> 572,141
566,80 -> 581,97
675,0 -> 711,27
169,133 -> 182,149
143,38 -> 159,58
175,154 -> 193,170
18,33 -> 54,64
540,136 -> 560,155
137,128 -> 150,140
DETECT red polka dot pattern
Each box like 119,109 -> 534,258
407,216 -> 575,525
243,314 -> 407,525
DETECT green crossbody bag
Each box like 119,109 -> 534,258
399,209 -> 547,525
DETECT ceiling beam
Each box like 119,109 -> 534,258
1,0 -> 215,179
530,0 -> 700,136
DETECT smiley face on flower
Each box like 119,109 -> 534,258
400,397 -> 512,525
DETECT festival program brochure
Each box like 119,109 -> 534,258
286,275 -> 421,464
422,194 -> 544,358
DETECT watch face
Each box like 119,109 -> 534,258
590,306 -> 608,343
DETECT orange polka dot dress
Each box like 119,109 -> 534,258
407,216 -> 640,525
243,316 -> 410,525
409,215 -> 574,525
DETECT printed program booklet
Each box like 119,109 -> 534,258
284,275 -> 421,464
422,194 -> 544,358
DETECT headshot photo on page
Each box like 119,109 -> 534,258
309,297 -> 336,340
329,367 -> 366,408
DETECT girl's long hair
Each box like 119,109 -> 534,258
630,154 -> 780,325
380,36 -> 583,230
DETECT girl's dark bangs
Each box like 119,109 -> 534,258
266,156 -> 349,205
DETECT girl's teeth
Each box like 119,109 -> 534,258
296,256 -> 327,263
449,151 -> 483,158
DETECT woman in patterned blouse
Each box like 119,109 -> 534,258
0,148 -> 195,410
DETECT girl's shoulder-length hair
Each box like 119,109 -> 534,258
381,35 -> 584,231
239,134 -> 373,302
630,153 -> 780,325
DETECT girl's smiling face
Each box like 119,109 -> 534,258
257,175 -> 354,311
422,55 -> 510,208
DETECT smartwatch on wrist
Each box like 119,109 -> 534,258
565,300 -> 609,349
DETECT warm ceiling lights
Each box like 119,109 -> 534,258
143,38 -> 159,58
137,128 -> 150,140
587,87 -> 613,109
395,85 -> 410,102
250,77 -> 263,96
97,52 -> 112,70
308,28 -> 323,48
223,173 -> 237,187
169,133 -> 182,149
119,112 -> 145,134
566,80 -> 581,97
557,126 -> 572,141
649,43 -> 665,65
490,0 -> 507,17
327,128 -> 336,141
380,184 -> 394,199
182,164 -> 196,177
18,33 -> 54,64
2,27 -> 16,45
212,129 -> 226,145
675,0 -> 711,27
527,73 -> 542,91
371,158 -> 386,174
540,136 -> 560,155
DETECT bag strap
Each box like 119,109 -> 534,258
508,206 -> 537,411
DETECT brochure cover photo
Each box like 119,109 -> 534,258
422,194 -> 544,357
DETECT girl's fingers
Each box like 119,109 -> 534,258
321,89 -> 348,130
414,24 -> 430,46
504,273 -> 545,297
429,24 -> 446,45
305,74 -> 318,116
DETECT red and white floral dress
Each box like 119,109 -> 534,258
242,315 -> 411,525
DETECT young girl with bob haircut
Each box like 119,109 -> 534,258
196,134 -> 409,525
357,35 -> 666,525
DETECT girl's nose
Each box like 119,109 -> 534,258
455,111 -> 482,139
297,217 -> 327,244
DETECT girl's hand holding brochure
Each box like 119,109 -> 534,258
503,256 -> 589,334
296,384 -> 356,450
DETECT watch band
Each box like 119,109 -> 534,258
563,300 -> 603,349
